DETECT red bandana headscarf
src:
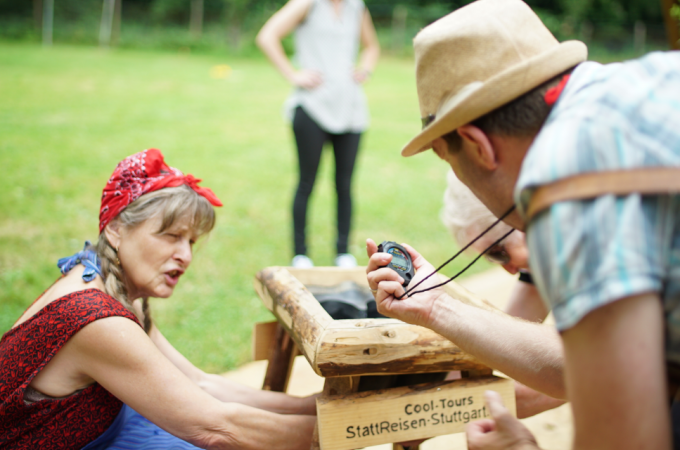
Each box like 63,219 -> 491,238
99,148 -> 222,233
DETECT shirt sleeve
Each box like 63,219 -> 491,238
526,194 -> 667,331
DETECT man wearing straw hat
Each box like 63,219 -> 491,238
366,0 -> 680,448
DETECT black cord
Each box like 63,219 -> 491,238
395,204 -> 516,300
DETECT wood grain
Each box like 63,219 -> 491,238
317,376 -> 515,450
254,267 -> 495,377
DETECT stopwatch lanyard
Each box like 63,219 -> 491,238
396,204 -> 517,300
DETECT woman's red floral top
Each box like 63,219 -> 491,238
0,289 -> 141,449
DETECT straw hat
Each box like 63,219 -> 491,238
401,0 -> 587,157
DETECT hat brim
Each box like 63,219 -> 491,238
401,40 -> 588,157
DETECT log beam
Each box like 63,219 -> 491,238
254,267 -> 495,378
262,323 -> 296,392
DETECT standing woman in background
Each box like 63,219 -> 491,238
257,0 -> 380,268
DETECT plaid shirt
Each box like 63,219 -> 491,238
515,51 -> 680,361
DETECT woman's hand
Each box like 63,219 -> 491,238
365,238 -> 448,329
290,69 -> 323,89
298,393 -> 319,415
352,67 -> 371,84
466,391 -> 540,450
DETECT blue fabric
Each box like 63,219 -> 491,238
513,52 -> 680,359
57,241 -> 102,282
82,404 -> 200,450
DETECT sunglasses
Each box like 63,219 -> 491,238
484,244 -> 511,265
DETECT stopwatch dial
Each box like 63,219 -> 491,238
388,247 -> 410,272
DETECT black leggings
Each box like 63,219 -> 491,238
292,106 -> 361,256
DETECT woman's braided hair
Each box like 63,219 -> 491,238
96,185 -> 215,333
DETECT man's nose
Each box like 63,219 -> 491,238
502,262 -> 519,275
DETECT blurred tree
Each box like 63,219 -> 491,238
190,0 -> 203,38
662,0 -> 680,49
224,0 -> 248,50
0,0 -> 670,51
150,0 -> 188,22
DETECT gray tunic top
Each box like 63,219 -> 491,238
284,0 -> 369,134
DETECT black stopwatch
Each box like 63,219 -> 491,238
377,241 -> 415,287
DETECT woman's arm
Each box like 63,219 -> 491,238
148,323 -> 316,415
353,8 -> 380,83
255,0 -> 322,89
64,316 -> 315,450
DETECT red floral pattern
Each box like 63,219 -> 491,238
0,289 -> 141,449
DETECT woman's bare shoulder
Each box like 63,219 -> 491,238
13,267 -> 109,329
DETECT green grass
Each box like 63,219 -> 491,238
0,42 -> 492,373
1,41 -> 660,373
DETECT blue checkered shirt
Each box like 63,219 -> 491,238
515,51 -> 680,363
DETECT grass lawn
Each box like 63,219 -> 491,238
0,42 -> 494,373
0,40 -> 657,373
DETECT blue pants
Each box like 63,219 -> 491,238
82,404 -> 200,450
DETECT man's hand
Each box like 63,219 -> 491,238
466,391 -> 540,450
365,238 -> 448,328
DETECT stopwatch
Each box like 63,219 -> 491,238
377,241 -> 415,287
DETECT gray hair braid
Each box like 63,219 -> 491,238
96,232 -> 133,310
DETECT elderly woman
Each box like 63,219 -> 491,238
441,170 -> 547,323
0,149 -> 316,449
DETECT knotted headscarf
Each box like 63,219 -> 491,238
99,148 -> 222,233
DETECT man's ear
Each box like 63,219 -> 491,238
104,220 -> 122,250
431,137 -> 450,161
457,124 -> 497,170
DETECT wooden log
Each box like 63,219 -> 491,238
316,376 -> 515,450
262,323 -> 296,392
252,321 -> 278,361
310,424 -> 320,450
254,267 -> 496,377
312,376 -> 361,449
315,320 -> 491,377
255,267 -> 333,366
461,369 -> 494,378
323,376 -> 360,396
